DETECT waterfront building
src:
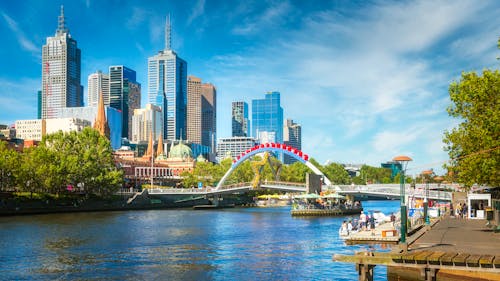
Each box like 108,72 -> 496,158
87,71 -> 110,107
252,91 -> 283,144
109,65 -> 141,139
58,106 -> 122,150
187,76 -> 202,144
131,104 -> 163,143
41,6 -> 83,119
15,118 -> 90,141
283,119 -> 301,164
232,101 -> 249,137
148,15 -> 187,141
216,137 -> 259,163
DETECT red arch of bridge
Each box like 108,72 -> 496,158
232,142 -> 308,168
215,143 -> 332,190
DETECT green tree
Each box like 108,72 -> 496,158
322,162 -> 351,184
0,141 -> 19,191
443,70 -> 500,188
40,128 -> 123,196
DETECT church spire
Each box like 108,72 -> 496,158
145,130 -> 154,159
57,5 -> 69,35
165,14 -> 171,50
93,91 -> 110,138
156,133 -> 164,157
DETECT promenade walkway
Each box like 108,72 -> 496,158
410,216 -> 500,255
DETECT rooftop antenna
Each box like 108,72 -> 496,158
57,5 -> 68,35
165,14 -> 171,50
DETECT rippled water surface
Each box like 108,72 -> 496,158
0,200 -> 399,280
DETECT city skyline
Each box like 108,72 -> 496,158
1,1 -> 499,173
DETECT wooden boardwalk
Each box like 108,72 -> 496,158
334,216 -> 500,280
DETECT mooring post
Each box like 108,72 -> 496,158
356,263 -> 374,281
421,267 -> 438,281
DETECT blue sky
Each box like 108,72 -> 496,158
1,0 -> 499,175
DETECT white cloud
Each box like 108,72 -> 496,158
1,11 -> 39,54
232,1 -> 293,35
187,0 -> 205,25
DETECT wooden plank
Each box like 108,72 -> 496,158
414,251 -> 432,264
441,252 -> 458,265
402,253 -> 416,264
466,254 -> 481,267
479,255 -> 494,268
453,253 -> 470,266
427,251 -> 446,265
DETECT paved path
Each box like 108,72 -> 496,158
410,216 -> 500,255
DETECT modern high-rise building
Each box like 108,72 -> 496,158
41,6 -> 82,119
109,65 -> 141,139
148,15 -> 187,141
37,90 -> 42,119
252,91 -> 283,144
216,137 -> 259,163
87,71 -> 110,107
283,119 -> 302,164
201,82 -> 216,152
187,76 -> 202,144
131,104 -> 163,143
232,101 -> 249,137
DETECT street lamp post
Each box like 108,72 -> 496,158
393,155 -> 412,252
422,170 -> 433,226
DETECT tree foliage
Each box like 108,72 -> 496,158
443,69 -> 500,188
0,141 -> 19,191
2,128 -> 123,197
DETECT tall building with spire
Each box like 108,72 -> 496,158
148,15 -> 187,141
93,92 -> 110,139
41,6 -> 82,119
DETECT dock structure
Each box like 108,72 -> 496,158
334,217 -> 500,281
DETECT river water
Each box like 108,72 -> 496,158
0,200 -> 399,280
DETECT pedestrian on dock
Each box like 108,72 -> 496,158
347,220 -> 353,234
390,213 -> 396,227
360,211 -> 367,231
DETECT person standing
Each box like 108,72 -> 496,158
360,211 -> 367,231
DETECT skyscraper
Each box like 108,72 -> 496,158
148,15 -> 187,141
131,104 -> 163,143
232,101 -> 249,137
187,76 -> 202,144
109,65 -> 141,139
283,119 -> 302,164
41,6 -> 82,119
87,71 -> 110,107
201,82 -> 216,152
252,91 -> 283,144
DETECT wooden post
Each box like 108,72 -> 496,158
420,268 -> 438,281
356,263 -> 375,281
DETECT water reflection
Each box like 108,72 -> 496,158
0,201 -> 400,280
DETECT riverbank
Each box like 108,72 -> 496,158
0,192 -> 249,216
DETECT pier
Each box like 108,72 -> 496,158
334,216 -> 500,280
